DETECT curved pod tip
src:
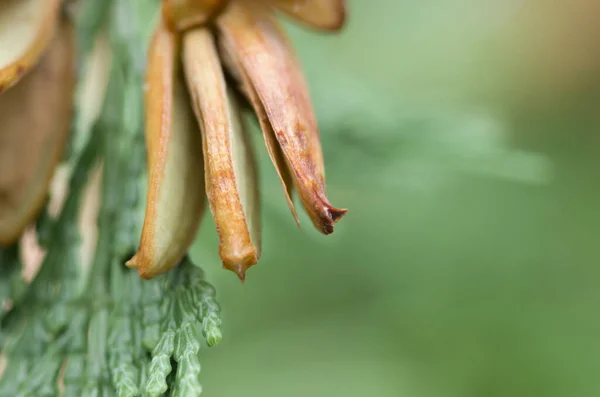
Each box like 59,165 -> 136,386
0,0 -> 62,91
218,3 -> 347,236
183,28 -> 261,282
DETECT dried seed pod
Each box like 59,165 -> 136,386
263,0 -> 346,31
162,0 -> 227,32
248,85 -> 299,227
218,2 -> 346,235
0,0 -> 62,91
0,18 -> 75,245
219,41 -> 299,227
182,28 -> 260,281
127,22 -> 206,279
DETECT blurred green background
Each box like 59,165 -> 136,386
191,1 -> 600,396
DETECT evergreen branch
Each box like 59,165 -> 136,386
62,307 -> 90,397
0,119 -> 101,395
108,262 -> 143,397
0,3 -> 223,397
143,259 -> 222,397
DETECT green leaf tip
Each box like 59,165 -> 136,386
142,257 -> 223,395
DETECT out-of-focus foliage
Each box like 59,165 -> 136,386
191,1 -> 600,397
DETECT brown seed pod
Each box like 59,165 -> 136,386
0,0 -> 62,92
162,0 -> 227,32
127,21 -> 207,279
182,28 -> 261,281
0,17 -> 75,245
218,2 -> 346,235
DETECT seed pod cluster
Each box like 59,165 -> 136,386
130,0 -> 348,281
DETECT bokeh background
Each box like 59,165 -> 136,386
191,1 -> 600,396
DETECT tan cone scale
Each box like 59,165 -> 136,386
235,72 -> 300,228
218,2 -> 346,234
132,0 -> 347,280
0,17 -> 75,245
183,28 -> 261,281
126,22 -> 207,279
0,0 -> 62,92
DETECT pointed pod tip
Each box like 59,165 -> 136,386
126,255 -> 153,279
329,207 -> 347,224
223,263 -> 247,283
321,208 -> 347,235
222,253 -> 258,283
126,252 -> 160,280
237,269 -> 246,284
316,198 -> 347,235
125,256 -> 139,270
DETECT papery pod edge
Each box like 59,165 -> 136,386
0,0 -> 62,91
218,2 -> 346,235
183,28 -> 261,281
127,21 -> 206,279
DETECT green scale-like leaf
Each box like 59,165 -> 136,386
0,2 -> 223,397
144,260 -> 222,397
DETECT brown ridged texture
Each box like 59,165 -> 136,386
182,28 -> 260,281
0,0 -> 62,92
127,22 -> 206,279
218,36 -> 300,228
162,0 -> 227,32
263,0 -> 346,31
0,18 -> 75,245
217,2 -> 346,235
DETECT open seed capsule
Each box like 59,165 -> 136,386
0,18 -> 75,245
183,28 -> 261,281
0,0 -> 62,91
218,2 -> 346,235
127,22 -> 207,279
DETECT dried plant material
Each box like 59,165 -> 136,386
219,42 -> 299,227
218,3 -> 346,234
0,0 -> 62,91
127,23 -> 206,279
0,18 -> 75,245
267,0 -> 346,31
183,28 -> 260,281
251,90 -> 299,227
162,0 -> 227,32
